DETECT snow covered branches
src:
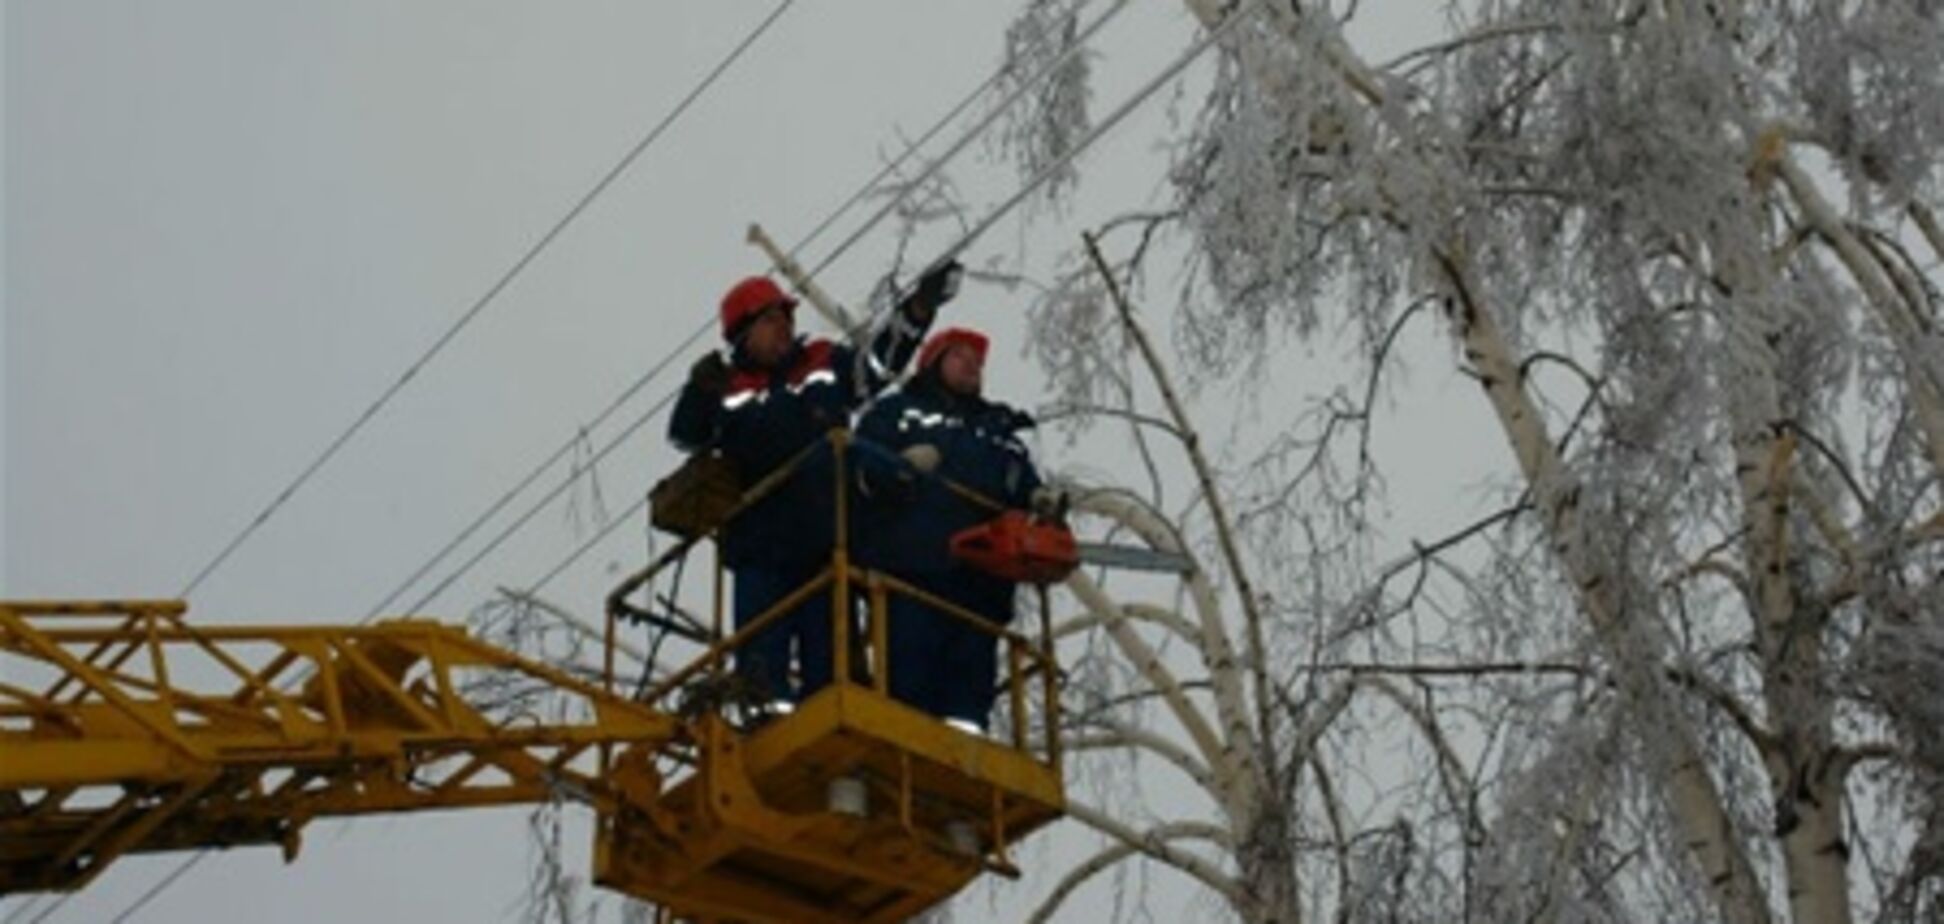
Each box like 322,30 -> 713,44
1000,1 -> 1944,921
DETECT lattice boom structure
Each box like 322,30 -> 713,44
0,600 -> 674,894
1,593 -> 1064,923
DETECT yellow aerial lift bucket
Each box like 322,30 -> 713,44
600,430 -> 1066,922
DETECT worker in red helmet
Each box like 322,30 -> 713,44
669,263 -> 960,717
854,326 -> 1044,733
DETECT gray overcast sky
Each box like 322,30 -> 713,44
4,3 -> 1471,922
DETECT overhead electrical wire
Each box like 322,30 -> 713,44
171,0 -> 800,603
528,491 -> 652,596
786,28 -> 1018,261
509,0 -> 1259,608
403,389 -> 680,615
369,4 -> 1125,620
357,326 -> 707,622
355,20 -> 1022,622
802,0 -> 1133,283
879,0 -> 1257,305
50,7 -> 803,924
63,5 -> 1260,923
0,898 -> 40,924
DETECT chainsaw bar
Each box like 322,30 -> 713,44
1072,541 -> 1196,575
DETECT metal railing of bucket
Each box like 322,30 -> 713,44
605,429 -> 1061,765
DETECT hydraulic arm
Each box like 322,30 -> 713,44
3,433 -> 1068,922
0,599 -> 674,894
1,592 -> 1064,923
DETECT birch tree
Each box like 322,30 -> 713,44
994,1 -> 1944,922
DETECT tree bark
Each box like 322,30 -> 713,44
1166,1 -> 1778,916
1436,249 -> 1772,924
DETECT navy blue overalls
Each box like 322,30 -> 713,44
669,312 -> 928,706
855,373 -> 1041,728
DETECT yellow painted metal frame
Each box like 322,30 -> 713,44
600,430 -> 1066,923
4,430 -> 1066,922
0,599 -> 675,895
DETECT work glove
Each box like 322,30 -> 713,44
904,260 -> 964,320
687,352 -> 731,397
999,406 -> 1036,434
901,444 -> 942,474
851,439 -> 918,503
1029,486 -> 1068,521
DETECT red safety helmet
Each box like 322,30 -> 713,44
916,326 -> 990,372
719,276 -> 798,341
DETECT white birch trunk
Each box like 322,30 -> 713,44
1711,164 -> 1855,924
1777,160 -> 1944,483
1438,249 -> 1774,924
1167,1 -> 1776,916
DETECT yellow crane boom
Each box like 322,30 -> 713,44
2,592 -> 1062,922
0,599 -> 673,894
3,434 -> 1067,922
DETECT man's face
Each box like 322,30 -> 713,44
938,344 -> 983,397
742,305 -> 794,367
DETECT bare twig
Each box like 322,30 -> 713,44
1084,229 -> 1276,782
1062,801 -> 1248,911
1023,818 -> 1234,924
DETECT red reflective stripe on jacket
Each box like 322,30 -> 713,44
789,340 -> 837,387
725,338 -> 840,397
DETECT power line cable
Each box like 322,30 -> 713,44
95,854 -> 207,924
77,5 -> 1246,919
803,0 -> 1133,283
174,0 -> 800,602
530,490 -> 651,597
943,2 -> 1253,268
404,390 -> 679,615
392,25 -> 1099,614
64,8 -> 802,924
816,0 -> 1256,371
362,17 -> 1093,622
515,1 -> 1257,603
359,324 -> 707,621
1,898 -> 43,924
787,28 -> 1024,259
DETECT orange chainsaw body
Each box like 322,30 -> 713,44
948,510 -> 1079,584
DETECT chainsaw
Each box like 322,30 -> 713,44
949,509 -> 1195,584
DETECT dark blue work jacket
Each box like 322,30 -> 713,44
669,316 -> 926,569
855,376 -> 1042,610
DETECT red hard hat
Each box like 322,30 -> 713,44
719,276 -> 798,341
916,327 -> 989,372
